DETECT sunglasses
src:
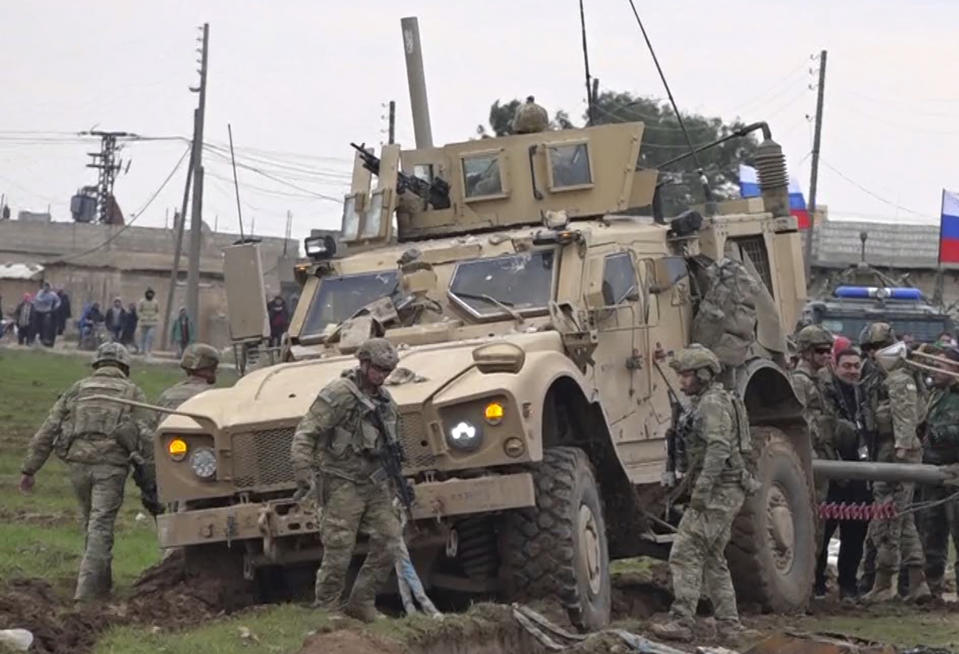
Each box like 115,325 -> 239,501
371,364 -> 393,375
814,347 -> 832,355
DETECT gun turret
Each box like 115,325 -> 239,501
351,142 -> 451,210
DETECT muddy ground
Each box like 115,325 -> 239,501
4,553 -> 957,654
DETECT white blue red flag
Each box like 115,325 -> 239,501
939,190 -> 959,264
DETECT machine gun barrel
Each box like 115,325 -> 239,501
813,459 -> 959,486
349,142 -> 450,209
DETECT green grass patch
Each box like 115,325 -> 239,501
95,604 -> 337,654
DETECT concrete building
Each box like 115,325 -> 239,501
0,263 -> 44,314
0,219 -> 300,348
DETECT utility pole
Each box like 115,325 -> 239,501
400,17 -> 433,148
284,210 -> 292,256
160,109 -> 197,351
804,49 -> 827,282
186,23 -> 209,329
84,130 -> 130,224
388,100 -> 396,144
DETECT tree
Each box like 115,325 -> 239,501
477,91 -> 760,215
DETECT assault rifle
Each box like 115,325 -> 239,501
369,404 -> 416,518
350,142 -> 451,210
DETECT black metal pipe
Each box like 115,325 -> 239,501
654,121 -> 771,170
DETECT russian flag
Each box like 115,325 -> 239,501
739,164 -> 811,229
938,190 -> 959,264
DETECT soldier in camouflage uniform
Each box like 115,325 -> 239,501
156,343 -> 219,410
18,343 -> 154,601
918,345 -> 959,599
290,338 -> 402,622
860,324 -> 930,602
651,345 -> 751,643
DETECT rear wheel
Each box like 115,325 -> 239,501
727,426 -> 815,612
501,447 -> 611,631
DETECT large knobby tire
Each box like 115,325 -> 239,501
727,426 -> 815,612
501,447 -> 611,631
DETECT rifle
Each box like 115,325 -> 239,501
367,402 -> 415,518
350,142 -> 451,210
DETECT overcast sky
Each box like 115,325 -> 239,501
1,0 -> 956,248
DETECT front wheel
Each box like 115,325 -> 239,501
727,426 -> 815,612
501,447 -> 611,631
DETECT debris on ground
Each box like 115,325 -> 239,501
743,631 -> 896,653
0,628 -> 34,651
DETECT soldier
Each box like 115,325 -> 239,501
511,96 -> 549,134
18,342 -> 154,602
651,345 -> 752,643
290,337 -> 402,622
860,323 -> 930,602
919,346 -> 959,599
157,343 -> 219,410
791,325 -> 835,598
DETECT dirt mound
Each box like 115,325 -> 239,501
300,628 -> 404,654
0,579 -> 101,654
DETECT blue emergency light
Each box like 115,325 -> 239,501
834,286 -> 922,300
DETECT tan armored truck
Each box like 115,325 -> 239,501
154,120 -> 813,630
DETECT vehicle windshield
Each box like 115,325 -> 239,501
448,251 -> 554,318
301,270 -> 398,337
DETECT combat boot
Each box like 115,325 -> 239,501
342,602 -> 385,623
717,620 -> 763,647
904,567 -> 931,603
649,617 -> 694,643
862,570 -> 896,603
927,576 -> 944,601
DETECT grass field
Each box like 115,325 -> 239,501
0,347 -> 233,593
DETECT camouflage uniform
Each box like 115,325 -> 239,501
20,343 -> 153,601
919,378 -> 959,594
653,346 -> 748,641
511,96 -> 548,134
862,352 -> 926,601
290,339 -> 402,619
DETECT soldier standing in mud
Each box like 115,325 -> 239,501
650,345 -> 752,643
790,324 -> 836,598
18,343 -> 155,602
859,323 -> 930,603
156,343 -> 219,410
290,337 -> 402,622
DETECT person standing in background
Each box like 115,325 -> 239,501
56,288 -> 72,336
170,307 -> 194,358
14,293 -> 36,345
267,295 -> 289,348
136,288 -> 160,356
104,298 -> 126,343
33,282 -> 61,347
121,302 -> 139,351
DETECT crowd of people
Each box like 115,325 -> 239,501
5,283 -> 72,347
789,322 -> 959,604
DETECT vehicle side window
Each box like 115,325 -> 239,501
602,252 -> 638,306
463,154 -> 503,199
547,142 -> 592,190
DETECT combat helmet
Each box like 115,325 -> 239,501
670,343 -> 722,382
511,96 -> 549,134
181,343 -> 220,372
860,322 -> 896,349
93,342 -> 131,371
795,325 -> 833,352
356,337 -> 399,371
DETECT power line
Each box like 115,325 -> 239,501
820,158 -> 932,219
202,145 -> 342,202
57,145 -> 192,263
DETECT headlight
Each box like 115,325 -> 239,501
447,420 -> 483,451
188,447 -> 217,479
168,438 -> 188,462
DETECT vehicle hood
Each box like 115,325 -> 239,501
160,331 -> 564,432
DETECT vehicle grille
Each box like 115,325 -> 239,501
399,412 -> 437,473
230,415 -> 436,490
232,427 -> 296,490
734,236 -> 774,295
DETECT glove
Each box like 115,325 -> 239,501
292,478 -> 311,501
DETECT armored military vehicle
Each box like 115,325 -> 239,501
801,232 -> 953,342
151,114 -> 817,629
